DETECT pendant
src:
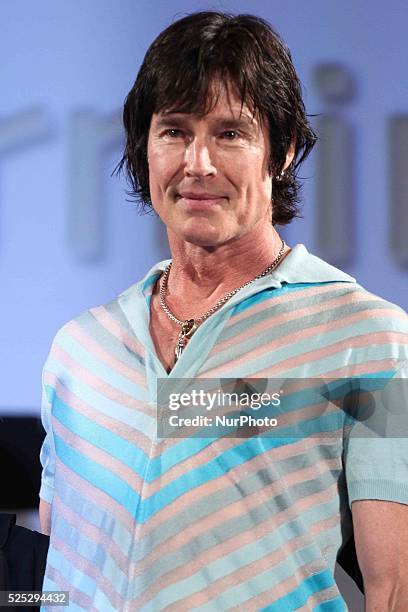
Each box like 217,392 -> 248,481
175,319 -> 197,361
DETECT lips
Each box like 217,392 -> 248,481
177,192 -> 225,210
178,191 -> 222,200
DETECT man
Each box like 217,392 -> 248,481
39,12 -> 408,611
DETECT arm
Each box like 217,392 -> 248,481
352,499 -> 408,611
39,499 -> 52,536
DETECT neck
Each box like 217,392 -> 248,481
162,223 -> 287,319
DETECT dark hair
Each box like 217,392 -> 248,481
116,11 -> 317,225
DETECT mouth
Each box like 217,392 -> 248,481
176,191 -> 225,209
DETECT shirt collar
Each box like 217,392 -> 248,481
118,243 -> 356,328
269,243 -> 355,284
136,243 -> 355,294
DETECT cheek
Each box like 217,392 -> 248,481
225,149 -> 271,186
236,156 -> 273,215
148,148 -> 181,195
230,154 -> 270,192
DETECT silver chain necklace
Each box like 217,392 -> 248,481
159,238 -> 286,362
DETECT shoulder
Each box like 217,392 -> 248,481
282,245 -> 406,326
283,279 -> 408,376
48,257 -> 169,350
284,278 -> 406,333
50,295 -> 127,345
44,282 -> 144,370
328,283 -> 408,372
341,283 -> 407,331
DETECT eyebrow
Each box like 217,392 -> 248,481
154,113 -> 258,131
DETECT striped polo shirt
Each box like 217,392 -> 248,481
39,243 -> 408,611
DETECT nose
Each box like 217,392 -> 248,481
184,138 -> 217,178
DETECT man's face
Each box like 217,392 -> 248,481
147,84 -> 273,248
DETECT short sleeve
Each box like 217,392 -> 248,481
39,364 -> 56,504
344,361 -> 408,509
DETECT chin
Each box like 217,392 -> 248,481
183,234 -> 224,247
177,228 -> 228,247
175,220 -> 230,247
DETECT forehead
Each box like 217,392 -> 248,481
153,81 -> 262,126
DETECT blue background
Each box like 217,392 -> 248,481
1,0 -> 407,414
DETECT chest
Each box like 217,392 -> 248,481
148,283 -> 222,373
149,293 -> 186,373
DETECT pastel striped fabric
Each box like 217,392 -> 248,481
39,244 -> 408,611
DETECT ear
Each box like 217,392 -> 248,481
283,140 -> 296,171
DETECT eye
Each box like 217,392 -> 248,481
221,130 -> 239,140
164,128 -> 183,138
